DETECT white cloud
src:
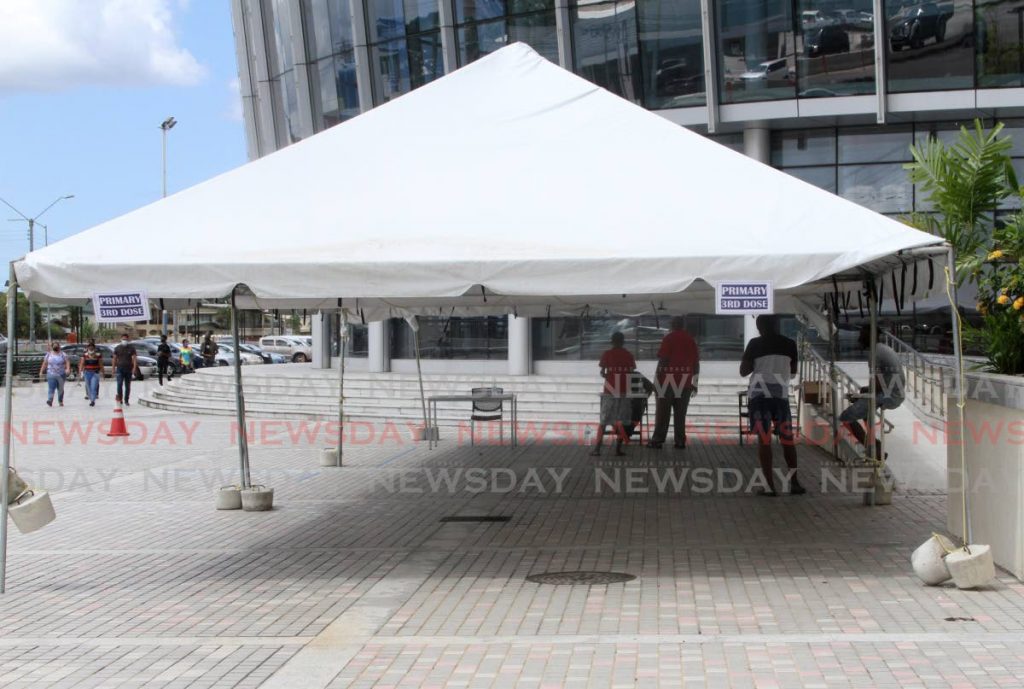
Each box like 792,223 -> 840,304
0,0 -> 206,91
226,77 -> 243,122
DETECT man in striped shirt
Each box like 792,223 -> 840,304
740,315 -> 804,496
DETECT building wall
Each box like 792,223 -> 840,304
231,0 -> 1024,372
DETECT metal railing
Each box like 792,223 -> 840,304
880,331 -> 948,427
799,340 -> 862,457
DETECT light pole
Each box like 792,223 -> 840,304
1,195 -> 74,347
160,117 -> 176,336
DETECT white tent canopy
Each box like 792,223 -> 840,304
14,43 -> 944,318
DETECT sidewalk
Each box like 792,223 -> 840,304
2,381 -> 1022,688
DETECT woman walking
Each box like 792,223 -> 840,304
79,339 -> 105,406
39,342 -> 71,407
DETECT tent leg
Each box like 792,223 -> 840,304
947,245 -> 971,542
828,305 -> 840,461
413,319 -> 431,441
337,313 -> 346,466
867,279 -> 878,467
1,264 -> 16,594
230,290 -> 251,488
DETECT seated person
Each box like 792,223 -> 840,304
840,325 -> 905,460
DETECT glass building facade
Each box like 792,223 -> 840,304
232,0 -> 1024,363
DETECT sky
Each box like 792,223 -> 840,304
0,0 -> 247,268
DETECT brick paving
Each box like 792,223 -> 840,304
2,378 -> 1022,688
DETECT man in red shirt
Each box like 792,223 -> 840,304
649,316 -> 700,449
591,331 -> 636,457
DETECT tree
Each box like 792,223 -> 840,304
904,120 -> 1024,374
0,289 -> 42,339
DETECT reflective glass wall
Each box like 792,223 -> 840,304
977,0 -> 1024,87
638,0 -> 706,107
328,314 -> 370,357
307,0 -> 362,126
571,0 -> 641,101
456,1 -> 558,65
795,0 -> 875,96
390,317 -> 509,359
532,315 -> 744,361
366,0 -> 445,103
886,0 -> 974,92
717,0 -> 796,103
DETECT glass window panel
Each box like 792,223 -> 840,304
404,0 -> 439,34
307,0 -> 355,57
638,0 -> 706,109
371,33 -> 442,102
271,0 -> 296,76
995,119 -> 1024,156
456,0 -> 507,24
977,0 -> 1024,87
531,315 -> 742,360
458,18 -> 509,65
317,52 -> 360,127
795,0 -> 875,97
390,317 -> 508,359
784,165 -> 837,193
368,0 -> 406,42
838,126 -> 913,163
510,11 -> 559,62
408,31 -> 445,84
329,316 -> 369,357
771,129 -> 836,166
839,164 -> 914,212
572,1 -> 641,101
511,0 -> 553,12
717,0 -> 796,103
886,0 -> 974,92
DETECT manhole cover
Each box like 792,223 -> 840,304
526,571 -> 636,585
439,515 -> 511,523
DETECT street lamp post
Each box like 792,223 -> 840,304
160,117 -> 176,337
0,195 -> 74,348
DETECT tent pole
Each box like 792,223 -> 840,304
828,305 -> 840,461
230,290 -> 251,488
867,278 -> 878,466
1,264 -> 16,593
947,245 -> 971,542
337,311 -> 346,466
412,318 -> 429,440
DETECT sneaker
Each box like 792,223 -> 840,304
45,400 -> 52,407
89,401 -> 95,407
124,400 -> 130,406
790,480 -> 807,496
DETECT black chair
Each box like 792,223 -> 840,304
471,386 -> 504,445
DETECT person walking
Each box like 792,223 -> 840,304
649,316 -> 699,449
591,331 -> 636,457
157,334 -> 173,385
839,324 -> 905,461
39,342 -> 71,407
79,339 -> 105,407
113,334 -> 139,405
201,332 -> 217,368
179,339 -> 193,373
740,315 -> 804,496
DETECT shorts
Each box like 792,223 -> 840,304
840,396 -> 902,423
599,394 -> 632,428
748,397 -> 795,442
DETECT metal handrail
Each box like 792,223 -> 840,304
799,340 -> 860,460
879,331 -> 948,425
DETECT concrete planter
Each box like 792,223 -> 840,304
241,486 -> 274,512
946,545 -> 996,589
912,534 -> 954,585
216,486 -> 242,510
320,448 -> 339,467
9,489 -> 57,534
947,372 -> 1024,580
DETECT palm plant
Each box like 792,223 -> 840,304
903,120 -> 1024,375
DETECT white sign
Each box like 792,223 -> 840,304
93,291 -> 151,323
715,281 -> 773,315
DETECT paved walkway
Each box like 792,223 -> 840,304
2,379 -> 1021,688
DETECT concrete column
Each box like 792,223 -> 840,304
368,320 -> 391,372
312,312 -> 329,369
508,315 -> 531,376
743,126 -> 770,347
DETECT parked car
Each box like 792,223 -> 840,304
238,343 -> 286,364
805,25 -> 851,57
131,340 -> 181,374
740,58 -> 792,85
258,336 -> 312,362
216,344 -> 263,366
61,344 -> 158,380
890,2 -> 952,50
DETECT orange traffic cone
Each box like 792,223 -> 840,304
107,397 -> 130,437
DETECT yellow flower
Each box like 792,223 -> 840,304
1015,297 -> 1024,311
988,249 -> 1005,260
997,294 -> 1011,305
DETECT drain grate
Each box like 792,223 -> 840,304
526,571 -> 636,585
439,515 -> 511,523
943,616 -> 977,622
